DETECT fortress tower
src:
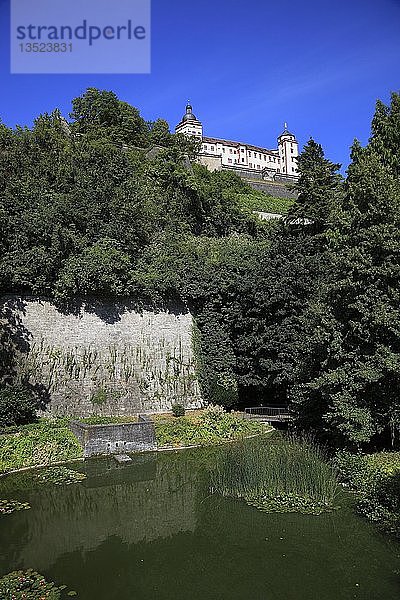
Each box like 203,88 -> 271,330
278,123 -> 298,176
175,102 -> 203,138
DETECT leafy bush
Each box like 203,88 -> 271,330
55,239 -> 133,302
0,386 -> 39,428
366,451 -> 400,475
171,403 -> 185,417
0,569 -> 73,599
0,419 -> 83,474
155,410 -> 269,448
192,317 -> 239,409
334,451 -> 400,537
90,387 -> 108,406
209,373 -> 239,408
201,404 -> 225,421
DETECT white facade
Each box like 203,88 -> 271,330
175,104 -> 299,179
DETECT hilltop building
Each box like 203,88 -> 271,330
175,103 -> 299,181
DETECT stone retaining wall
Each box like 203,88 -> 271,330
1,296 -> 203,416
70,415 -> 157,457
244,179 -> 298,199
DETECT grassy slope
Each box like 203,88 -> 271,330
236,189 -> 294,215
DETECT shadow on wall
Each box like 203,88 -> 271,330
0,296 -> 50,410
55,297 -> 190,324
0,297 -> 30,383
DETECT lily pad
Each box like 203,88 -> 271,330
0,499 -> 31,515
36,466 -> 86,486
0,568 -> 73,598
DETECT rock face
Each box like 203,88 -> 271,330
2,296 -> 203,416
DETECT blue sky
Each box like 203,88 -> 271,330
1,0 -> 400,170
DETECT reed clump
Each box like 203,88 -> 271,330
210,435 -> 341,514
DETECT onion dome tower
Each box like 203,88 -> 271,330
175,102 -> 203,138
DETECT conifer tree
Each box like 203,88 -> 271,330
234,140 -> 342,406
287,138 -> 342,233
280,140 -> 343,429
297,94 -> 400,447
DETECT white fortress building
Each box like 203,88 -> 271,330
175,103 -> 299,181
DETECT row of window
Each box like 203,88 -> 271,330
203,145 -> 282,163
202,144 -> 294,164
224,159 -> 298,174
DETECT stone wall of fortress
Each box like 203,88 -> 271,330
1,296 -> 203,416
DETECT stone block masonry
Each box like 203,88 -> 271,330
2,296 -> 203,416
70,415 -> 157,458
244,179 -> 298,199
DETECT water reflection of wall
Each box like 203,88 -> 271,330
2,454 -> 200,573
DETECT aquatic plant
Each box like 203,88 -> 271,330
35,466 -> 86,486
0,499 -> 31,515
0,569 -> 75,599
211,435 -> 341,514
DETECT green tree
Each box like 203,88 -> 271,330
296,94 -> 400,447
231,141 -> 342,407
287,138 -> 342,233
70,88 -> 149,147
0,385 -> 39,428
55,239 -> 133,301
148,118 -> 172,147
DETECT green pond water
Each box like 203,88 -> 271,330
0,441 -> 399,600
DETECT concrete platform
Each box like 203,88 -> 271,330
114,454 -> 132,464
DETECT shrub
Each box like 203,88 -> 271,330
90,387 -> 107,406
0,385 -> 38,428
334,451 -> 400,538
209,373 -> 239,409
201,404 -> 225,422
55,238 -> 133,301
0,419 -> 83,474
171,402 -> 185,417
155,410 -> 269,448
